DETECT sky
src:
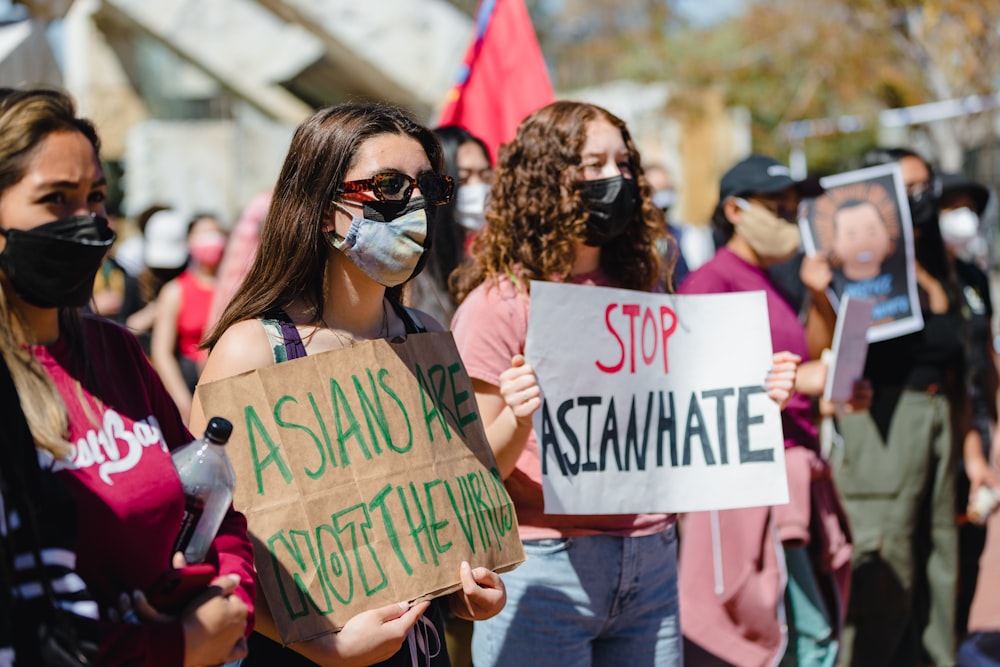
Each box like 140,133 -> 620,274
675,0 -> 746,26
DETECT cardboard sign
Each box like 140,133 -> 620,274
525,282 -> 788,515
800,162 -> 924,342
197,333 -> 525,644
823,295 -> 874,402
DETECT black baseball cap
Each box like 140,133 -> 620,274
719,154 -> 822,201
939,171 -> 989,215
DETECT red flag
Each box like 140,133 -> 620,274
437,0 -> 555,162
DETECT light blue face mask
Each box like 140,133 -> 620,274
326,197 -> 429,287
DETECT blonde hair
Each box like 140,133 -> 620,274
0,88 -> 102,457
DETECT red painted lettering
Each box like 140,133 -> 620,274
596,304 -> 625,374
660,306 -> 678,373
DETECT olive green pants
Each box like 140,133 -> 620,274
835,390 -> 957,667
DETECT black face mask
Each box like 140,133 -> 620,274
0,214 -> 114,308
578,176 -> 639,247
908,193 -> 938,232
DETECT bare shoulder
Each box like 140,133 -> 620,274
199,318 -> 275,384
157,278 -> 182,308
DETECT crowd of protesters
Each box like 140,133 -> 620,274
1,83 -> 999,667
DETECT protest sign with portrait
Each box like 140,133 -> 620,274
524,281 -> 789,515
801,162 -> 923,342
197,333 -> 525,644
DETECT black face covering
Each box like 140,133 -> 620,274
578,176 -> 639,247
908,193 -> 938,232
0,214 -> 114,308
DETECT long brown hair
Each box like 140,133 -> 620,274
450,100 -> 670,303
205,103 -> 444,348
0,88 -> 102,456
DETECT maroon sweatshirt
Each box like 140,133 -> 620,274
34,314 -> 254,666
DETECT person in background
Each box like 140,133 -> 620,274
936,171 -> 1000,640
207,190 -> 272,329
150,213 -> 227,423
644,162 -> 689,285
0,87 -> 254,666
678,154 -> 856,667
88,202 -> 128,320
192,102 -> 506,667
407,125 -> 493,326
114,205 -> 163,324
834,147 -> 972,667
125,208 -> 189,352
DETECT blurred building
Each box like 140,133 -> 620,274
3,0 -> 471,220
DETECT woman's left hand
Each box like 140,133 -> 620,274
765,351 -> 801,411
800,252 -> 833,294
449,561 -> 506,622
966,451 -> 1000,500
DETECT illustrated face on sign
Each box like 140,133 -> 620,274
832,200 -> 892,281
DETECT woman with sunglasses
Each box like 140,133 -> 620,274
191,102 -> 506,667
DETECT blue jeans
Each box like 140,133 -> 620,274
958,633 -> 1000,667
472,527 -> 681,667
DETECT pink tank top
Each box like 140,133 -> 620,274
176,271 -> 213,363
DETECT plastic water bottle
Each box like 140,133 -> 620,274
172,416 -> 236,564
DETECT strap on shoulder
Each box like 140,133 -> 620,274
259,308 -> 306,362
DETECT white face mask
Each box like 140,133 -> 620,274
652,189 -> 675,211
455,182 -> 489,231
939,207 -> 980,255
327,199 -> 428,287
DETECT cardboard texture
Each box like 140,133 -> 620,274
198,332 -> 524,644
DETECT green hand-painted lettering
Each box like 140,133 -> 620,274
246,405 -> 293,495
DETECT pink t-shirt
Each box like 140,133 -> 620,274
679,247 -> 818,451
451,271 -> 673,540
33,315 -> 255,665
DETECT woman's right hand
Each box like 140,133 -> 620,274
179,573 -> 249,667
498,354 -> 541,424
765,351 -> 801,411
314,600 -> 430,667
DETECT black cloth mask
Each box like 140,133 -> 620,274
0,214 -> 114,308
578,175 -> 639,247
908,193 -> 938,232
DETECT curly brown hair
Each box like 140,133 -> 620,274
450,101 -> 671,303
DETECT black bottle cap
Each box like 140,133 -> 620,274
204,416 -> 234,444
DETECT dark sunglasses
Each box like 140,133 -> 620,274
338,172 -> 454,206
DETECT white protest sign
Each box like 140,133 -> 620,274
525,282 -> 788,515
823,295 -> 874,402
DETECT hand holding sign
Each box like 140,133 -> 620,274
450,560 -> 507,621
499,355 -> 541,425
300,599 -> 431,666
197,333 -> 525,644
765,351 -> 801,411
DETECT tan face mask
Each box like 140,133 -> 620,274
733,198 -> 801,264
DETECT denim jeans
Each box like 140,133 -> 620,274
472,527 -> 681,667
958,633 -> 1000,667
